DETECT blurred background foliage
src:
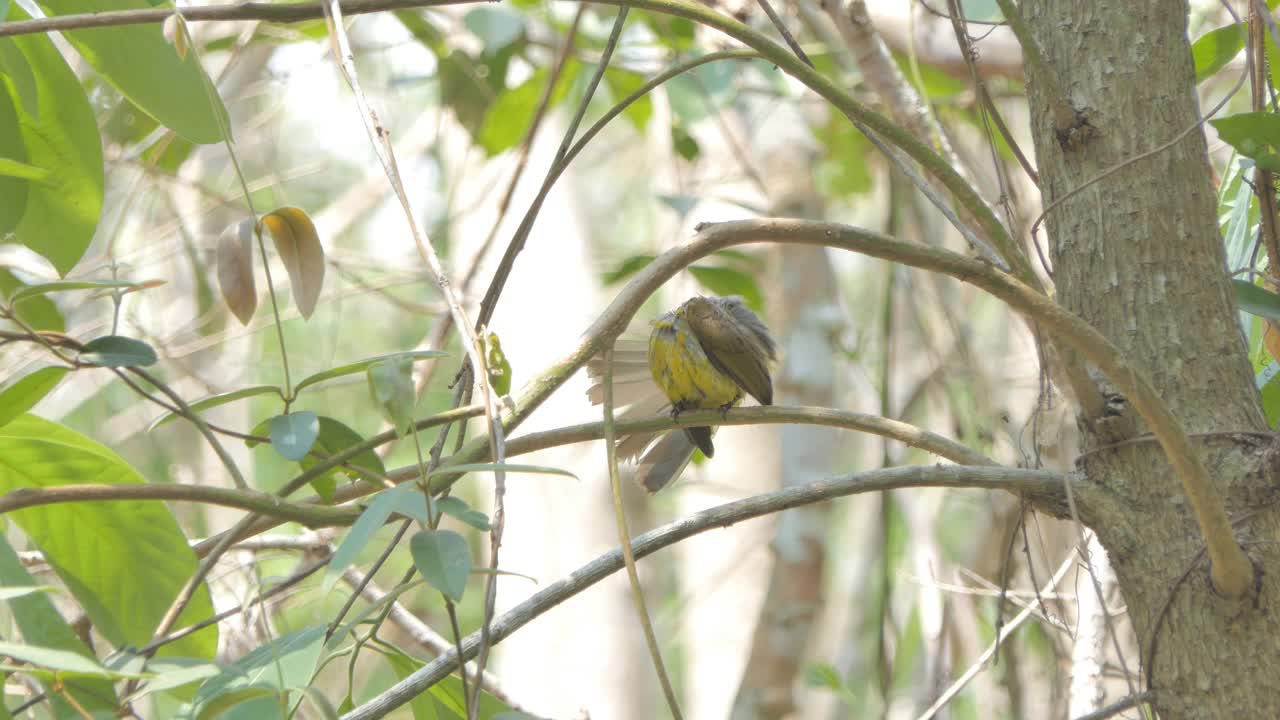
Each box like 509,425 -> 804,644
1,0 -> 1273,717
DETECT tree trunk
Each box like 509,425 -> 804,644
1022,1 -> 1280,717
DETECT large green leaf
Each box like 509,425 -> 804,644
1191,23 -> 1245,82
1210,112 -> 1280,171
0,53 -> 25,234
0,5 -> 104,276
0,414 -> 217,659
0,367 -> 68,427
0,535 -> 118,716
37,0 -> 230,144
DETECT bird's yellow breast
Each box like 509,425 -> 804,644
649,311 -> 743,411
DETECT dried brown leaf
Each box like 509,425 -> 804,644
262,206 -> 325,320
216,218 -> 257,325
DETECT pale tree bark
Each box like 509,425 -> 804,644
1021,1 -> 1280,717
730,170 -> 840,717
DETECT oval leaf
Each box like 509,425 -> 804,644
435,496 -> 491,531
0,536 -> 118,714
323,484 -> 427,593
0,415 -> 218,659
78,335 -> 158,367
295,350 -> 446,394
268,411 -> 319,462
146,384 -> 282,432
189,626 -> 325,720
367,357 -> 416,436
0,640 -> 111,676
302,416 -> 388,488
0,4 -> 104,276
0,366 -> 67,427
1233,279 -> 1280,322
410,529 -> 471,602
261,206 -> 325,320
37,0 -> 231,144
216,218 -> 257,325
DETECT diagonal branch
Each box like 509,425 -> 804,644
338,464 -> 1065,720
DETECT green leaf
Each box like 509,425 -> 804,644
0,5 -> 104,276
463,6 -> 526,52
435,496 -> 490,531
410,529 -> 471,601
0,269 -> 65,332
300,416 -> 388,499
0,367 -> 67,427
0,585 -> 57,600
36,0 -> 230,144
323,484 -> 427,592
1210,112 -> 1280,161
0,19 -> 23,234
604,67 -> 653,131
9,278 -> 141,303
667,59 -> 736,123
132,657 -> 223,699
295,349 -> 446,394
478,61 -> 579,156
813,114 -> 873,198
601,254 -> 655,285
0,535 -> 118,715
268,411 -> 319,461
1233,279 -> 1280,322
688,265 -> 764,311
671,123 -> 700,160
1261,362 -> 1280,427
147,384 -> 282,431
0,157 -> 50,182
190,626 -> 324,720
1192,23 -> 1246,82
77,334 -> 159,367
367,356 -> 417,436
0,415 -> 218,660
378,648 -> 517,720
891,51 -> 967,98
0,640 -> 113,676
657,193 -> 698,218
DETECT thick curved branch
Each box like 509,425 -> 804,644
0,484 -> 359,526
442,217 -> 1251,597
339,464 -> 1065,720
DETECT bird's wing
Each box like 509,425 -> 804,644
715,296 -> 777,360
686,304 -> 774,406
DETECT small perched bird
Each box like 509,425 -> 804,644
589,295 -> 776,492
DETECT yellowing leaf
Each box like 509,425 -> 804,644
261,206 -> 325,320
216,218 -> 256,325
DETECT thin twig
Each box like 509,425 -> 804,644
914,551 -> 1076,720
754,0 -> 813,67
1071,691 -> 1154,720
0,0 -> 473,37
600,349 -> 684,719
